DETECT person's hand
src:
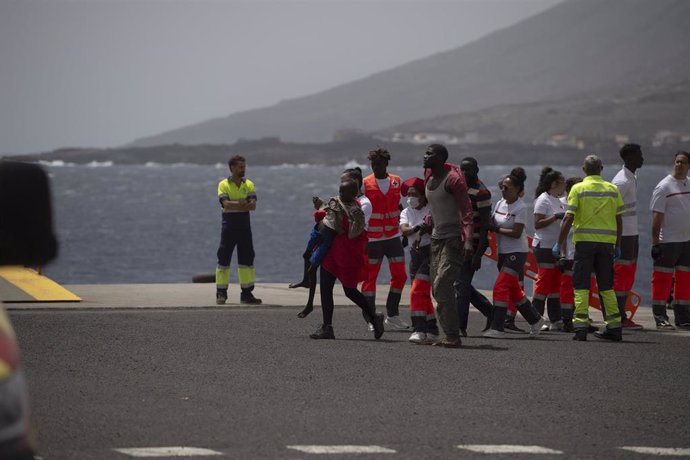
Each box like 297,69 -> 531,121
412,238 -> 421,251
471,255 -> 482,271
613,245 -> 621,261
554,212 -> 565,220
651,244 -> 663,261
463,240 -> 474,261
556,257 -> 568,273
312,196 -> 324,210
552,243 -> 561,258
413,223 -> 429,235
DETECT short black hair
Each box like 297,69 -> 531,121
339,179 -> 359,200
676,151 -> 690,163
367,147 -> 391,162
342,167 -> 363,190
619,143 -> 641,160
228,155 -> 246,168
426,144 -> 448,162
460,156 -> 478,167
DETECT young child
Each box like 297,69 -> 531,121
290,180 -> 364,318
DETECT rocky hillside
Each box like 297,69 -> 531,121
129,0 -> 690,147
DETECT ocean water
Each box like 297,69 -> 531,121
41,161 -> 671,304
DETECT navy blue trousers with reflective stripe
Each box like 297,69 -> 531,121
217,213 -> 255,272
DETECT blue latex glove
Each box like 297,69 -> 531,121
552,243 -> 561,258
613,245 -> 621,261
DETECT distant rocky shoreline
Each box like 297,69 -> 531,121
3,137 -> 681,167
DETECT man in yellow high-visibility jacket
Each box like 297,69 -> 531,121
215,155 -> 261,305
554,155 -> 625,341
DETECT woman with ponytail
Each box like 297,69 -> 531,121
484,167 -> 545,338
532,167 -> 567,331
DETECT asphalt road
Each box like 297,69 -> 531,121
10,306 -> 690,460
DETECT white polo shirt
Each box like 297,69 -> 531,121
650,174 -> 690,243
357,195 -> 373,227
560,196 -> 575,260
532,191 -> 566,248
493,198 -> 529,254
400,204 -> 431,248
612,166 -> 638,236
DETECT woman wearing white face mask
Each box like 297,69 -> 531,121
399,177 -> 439,344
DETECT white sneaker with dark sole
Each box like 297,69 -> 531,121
427,333 -> 440,343
408,331 -> 427,344
483,329 -> 506,338
656,320 -> 676,330
385,316 -> 411,330
529,317 -> 546,338
549,320 -> 565,331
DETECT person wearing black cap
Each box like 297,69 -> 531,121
422,144 -> 474,347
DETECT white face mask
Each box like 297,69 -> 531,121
407,197 -> 419,208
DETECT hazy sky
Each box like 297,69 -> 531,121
0,0 -> 561,154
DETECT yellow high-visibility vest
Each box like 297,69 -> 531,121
217,178 -> 256,213
566,175 -> 624,244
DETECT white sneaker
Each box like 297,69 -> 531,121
483,328 -> 506,338
408,331 -> 427,343
529,317 -> 546,338
549,320 -> 564,331
540,322 -> 550,331
385,316 -> 410,330
367,323 -> 374,332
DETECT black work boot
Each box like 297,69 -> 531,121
372,313 -> 385,340
572,329 -> 588,341
310,324 -> 335,340
241,288 -> 262,305
504,316 -> 526,333
594,327 -> 622,342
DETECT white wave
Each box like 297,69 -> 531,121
144,161 -> 161,168
213,163 -> 226,169
86,160 -> 114,168
268,163 -> 314,170
38,160 -> 76,167
343,160 -> 367,170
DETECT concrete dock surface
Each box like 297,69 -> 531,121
5,282 -> 689,336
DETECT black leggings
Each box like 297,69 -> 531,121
320,266 -> 376,325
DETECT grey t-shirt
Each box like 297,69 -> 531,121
426,173 -> 461,239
